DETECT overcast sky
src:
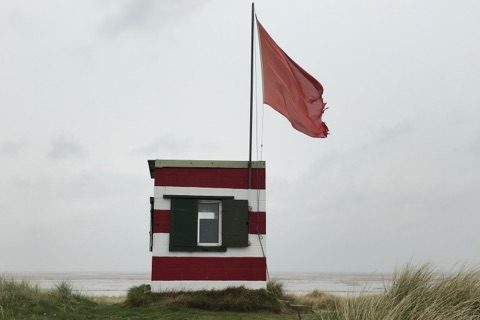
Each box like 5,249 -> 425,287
1,0 -> 479,274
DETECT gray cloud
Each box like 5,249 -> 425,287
56,170 -> 144,202
100,0 -> 205,38
0,141 -> 25,156
48,138 -> 87,160
267,115 -> 480,272
130,135 -> 218,157
131,135 -> 190,155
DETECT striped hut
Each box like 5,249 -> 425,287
148,159 -> 267,292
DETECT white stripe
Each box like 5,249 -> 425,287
151,280 -> 266,292
154,187 -> 266,200
155,186 -> 265,205
152,233 -> 267,257
154,188 -> 266,211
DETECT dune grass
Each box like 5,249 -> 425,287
308,265 -> 480,320
0,278 -> 95,319
293,289 -> 342,312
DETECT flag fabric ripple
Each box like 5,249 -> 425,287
257,19 -> 329,138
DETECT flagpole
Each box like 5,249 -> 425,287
248,3 -> 269,282
248,2 -> 255,190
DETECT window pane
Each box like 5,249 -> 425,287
199,219 -> 219,243
198,203 -> 219,217
198,202 -> 219,244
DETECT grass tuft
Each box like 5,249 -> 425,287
267,280 -> 285,299
0,278 -> 41,316
294,290 -> 342,312
53,281 -> 73,298
0,277 -> 96,318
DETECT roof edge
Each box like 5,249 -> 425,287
147,159 -> 266,178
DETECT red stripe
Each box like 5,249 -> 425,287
152,211 -> 265,235
249,212 -> 266,234
152,210 -> 170,233
154,167 -> 265,189
152,257 -> 267,281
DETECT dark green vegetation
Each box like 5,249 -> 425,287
125,284 -> 282,312
0,278 -> 313,319
2,266 -> 480,319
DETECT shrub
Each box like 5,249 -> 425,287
126,284 -> 154,307
125,285 -> 283,312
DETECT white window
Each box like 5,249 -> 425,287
197,200 -> 221,246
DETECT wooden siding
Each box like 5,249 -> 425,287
151,257 -> 267,281
154,167 -> 265,189
150,280 -> 266,291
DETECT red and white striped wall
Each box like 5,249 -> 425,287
148,160 -> 267,292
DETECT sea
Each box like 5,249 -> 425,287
2,272 -> 392,297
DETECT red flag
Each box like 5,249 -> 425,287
257,19 -> 329,138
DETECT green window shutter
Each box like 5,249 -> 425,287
169,198 -> 198,251
222,199 -> 249,247
149,197 -> 154,252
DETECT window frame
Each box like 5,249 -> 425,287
196,200 -> 222,247
166,195 -> 248,252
